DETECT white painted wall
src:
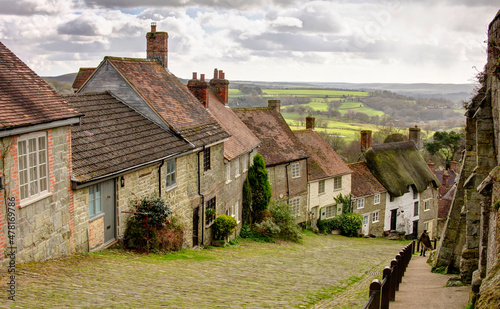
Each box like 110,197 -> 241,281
384,186 -> 420,234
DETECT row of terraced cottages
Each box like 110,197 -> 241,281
0,24 -> 440,264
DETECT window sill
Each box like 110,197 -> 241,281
333,188 -> 342,191
235,174 -> 241,179
20,192 -> 52,208
225,180 -> 232,184
166,184 -> 177,192
89,212 -> 105,222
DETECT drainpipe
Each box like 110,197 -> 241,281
158,159 -> 164,198
285,162 -> 291,203
305,158 -> 309,227
198,146 -> 205,246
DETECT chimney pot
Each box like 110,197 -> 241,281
151,22 -> 157,33
214,68 -> 218,79
306,116 -> 315,130
192,72 -> 197,80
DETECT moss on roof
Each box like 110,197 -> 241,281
365,141 -> 440,197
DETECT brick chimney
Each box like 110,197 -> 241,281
268,99 -> 281,112
409,125 -> 421,149
209,68 -> 229,104
306,116 -> 315,130
442,170 -> 450,187
187,72 -> 209,108
360,130 -> 372,151
427,160 -> 435,174
146,22 -> 169,68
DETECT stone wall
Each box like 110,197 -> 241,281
0,126 -> 74,264
352,192 -> 387,236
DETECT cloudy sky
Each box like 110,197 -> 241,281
0,0 -> 498,83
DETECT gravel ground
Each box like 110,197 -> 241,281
1,234 -> 408,308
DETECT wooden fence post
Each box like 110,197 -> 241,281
368,279 -> 381,309
381,266 -> 391,309
390,258 -> 398,300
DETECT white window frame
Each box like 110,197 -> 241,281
424,199 -> 430,211
234,159 -> 240,178
18,131 -> 50,205
414,201 -> 419,216
356,198 -> 364,209
324,205 -> 335,219
235,200 -> 240,223
318,180 -> 325,195
165,159 -> 176,191
374,193 -> 380,205
289,197 -> 300,216
334,176 -> 342,190
291,162 -> 300,178
89,184 -> 102,218
372,211 -> 379,223
225,162 -> 231,183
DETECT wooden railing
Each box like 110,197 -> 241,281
362,241 -> 414,309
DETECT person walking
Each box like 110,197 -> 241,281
418,230 -> 432,257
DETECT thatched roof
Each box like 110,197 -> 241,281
365,141 -> 440,197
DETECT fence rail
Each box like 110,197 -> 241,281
362,241 -> 414,309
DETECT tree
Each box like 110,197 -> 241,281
248,154 -> 272,222
242,177 -> 252,225
424,131 -> 465,167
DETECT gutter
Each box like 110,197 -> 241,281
158,159 -> 165,197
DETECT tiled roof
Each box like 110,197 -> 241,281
206,91 -> 260,161
348,162 -> 386,198
72,68 -> 95,91
233,107 -> 308,166
106,57 -> 229,147
0,42 -> 81,131
65,92 -> 193,183
438,184 -> 456,218
365,141 -> 440,197
293,129 -> 351,181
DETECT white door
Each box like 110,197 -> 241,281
362,214 -> 369,235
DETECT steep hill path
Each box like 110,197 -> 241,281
390,254 -> 470,309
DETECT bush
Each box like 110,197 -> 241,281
339,213 -> 363,237
124,195 -> 185,252
317,216 -> 342,233
269,201 -> 302,242
254,218 -> 281,238
213,215 -> 238,240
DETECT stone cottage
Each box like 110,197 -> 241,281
234,100 -> 309,223
361,129 -> 440,239
293,116 -> 352,226
0,42 -> 82,264
348,161 -> 388,236
433,10 -> 500,308
65,92 -> 193,251
187,70 -> 261,233
75,24 -> 230,246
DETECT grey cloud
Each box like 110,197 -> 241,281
237,32 -> 351,52
83,0 -> 299,10
0,0 -> 64,16
58,19 -> 99,36
40,40 -> 108,53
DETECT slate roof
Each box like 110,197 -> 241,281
233,107 -> 308,166
206,91 -> 260,161
72,68 -> 95,91
65,92 -> 193,183
293,129 -> 351,181
365,141 -> 440,197
0,42 -> 81,131
104,57 -> 229,147
348,161 -> 386,198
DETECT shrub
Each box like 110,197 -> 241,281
254,218 -> 281,237
317,215 -> 342,233
339,213 -> 363,237
213,215 -> 238,240
131,195 -> 172,228
269,201 -> 302,242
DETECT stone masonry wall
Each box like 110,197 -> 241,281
0,126 -> 74,265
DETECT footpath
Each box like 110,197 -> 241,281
390,254 -> 470,309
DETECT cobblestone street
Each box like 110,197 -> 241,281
1,234 -> 407,308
